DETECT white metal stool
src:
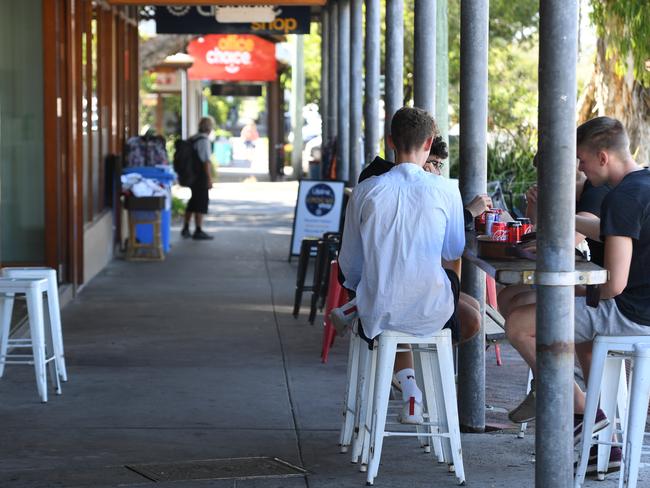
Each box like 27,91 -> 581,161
1,267 -> 67,382
575,335 -> 650,487
619,344 -> 650,488
0,278 -> 61,402
364,329 -> 465,486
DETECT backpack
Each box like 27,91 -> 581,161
173,135 -> 204,187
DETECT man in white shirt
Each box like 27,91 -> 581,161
339,107 -> 466,423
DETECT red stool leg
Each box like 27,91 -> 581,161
322,261 -> 343,363
486,275 -> 498,308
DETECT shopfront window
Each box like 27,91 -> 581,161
0,0 -> 45,262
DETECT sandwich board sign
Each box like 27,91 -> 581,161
289,180 -> 345,258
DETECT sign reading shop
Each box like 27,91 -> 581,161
155,6 -> 310,35
290,181 -> 345,257
187,35 -> 276,82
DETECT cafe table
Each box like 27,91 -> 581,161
457,231 -> 609,430
462,231 -> 609,286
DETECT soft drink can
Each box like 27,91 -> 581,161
507,221 -> 522,244
492,222 -> 508,241
516,217 -> 532,235
485,211 -> 499,236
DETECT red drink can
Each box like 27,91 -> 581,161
507,221 -> 522,243
516,217 -> 532,235
491,222 -> 508,241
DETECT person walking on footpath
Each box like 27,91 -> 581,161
338,107 -> 465,424
181,116 -> 215,240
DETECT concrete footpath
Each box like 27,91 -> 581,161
0,179 -> 633,487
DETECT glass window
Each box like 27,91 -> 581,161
0,0 -> 45,262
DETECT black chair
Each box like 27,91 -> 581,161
292,237 -> 320,318
308,233 -> 341,324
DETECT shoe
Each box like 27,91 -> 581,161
574,408 -> 609,446
181,227 -> 191,238
398,396 -> 424,425
508,380 -> 536,424
329,299 -> 358,336
575,445 -> 621,476
192,229 -> 214,240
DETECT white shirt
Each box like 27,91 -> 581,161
339,163 -> 466,340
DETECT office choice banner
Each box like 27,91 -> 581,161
155,6 -> 311,35
187,35 -> 276,82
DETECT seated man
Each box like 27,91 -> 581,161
339,107 -> 465,424
497,152 -> 610,319
333,136 -> 489,344
505,117 -> 650,466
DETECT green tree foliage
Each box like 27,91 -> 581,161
304,22 -> 324,104
590,0 -> 650,87
448,0 -> 539,141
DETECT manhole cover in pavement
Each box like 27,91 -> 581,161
125,457 -> 306,482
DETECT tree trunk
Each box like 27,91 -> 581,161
578,38 -> 650,166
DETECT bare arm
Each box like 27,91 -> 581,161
599,235 -> 633,299
575,212 -> 601,242
442,258 -> 462,279
525,184 -> 538,225
204,161 -> 213,188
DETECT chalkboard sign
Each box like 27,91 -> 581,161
289,180 -> 345,258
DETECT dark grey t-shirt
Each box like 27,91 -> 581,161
192,134 -> 212,163
600,168 -> 650,325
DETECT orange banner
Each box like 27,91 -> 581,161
187,35 -> 277,82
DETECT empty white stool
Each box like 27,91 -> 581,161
365,328 -> 465,486
575,335 -> 650,487
1,267 -> 67,381
339,321 -> 362,453
0,278 -> 61,402
619,343 -> 650,488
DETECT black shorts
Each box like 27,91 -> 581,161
358,269 -> 461,348
186,183 -> 209,214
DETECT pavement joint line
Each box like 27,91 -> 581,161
263,236 -> 310,488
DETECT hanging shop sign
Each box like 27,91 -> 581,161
155,6 -> 311,35
187,35 -> 277,82
289,180 -> 345,257
210,84 -> 264,97
151,71 -> 181,93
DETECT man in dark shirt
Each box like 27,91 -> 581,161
506,117 -> 650,447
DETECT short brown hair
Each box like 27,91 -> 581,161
198,116 -> 215,134
576,116 -> 629,155
390,107 -> 437,153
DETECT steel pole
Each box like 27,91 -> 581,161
384,0 -> 404,160
414,0 -> 436,115
536,1 -> 578,485
364,0 -> 380,167
349,0 -> 363,185
435,0 -> 449,177
458,0 -> 488,432
321,8 -> 329,148
329,1 -> 339,142
291,36 -> 305,179
337,0 -> 351,182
